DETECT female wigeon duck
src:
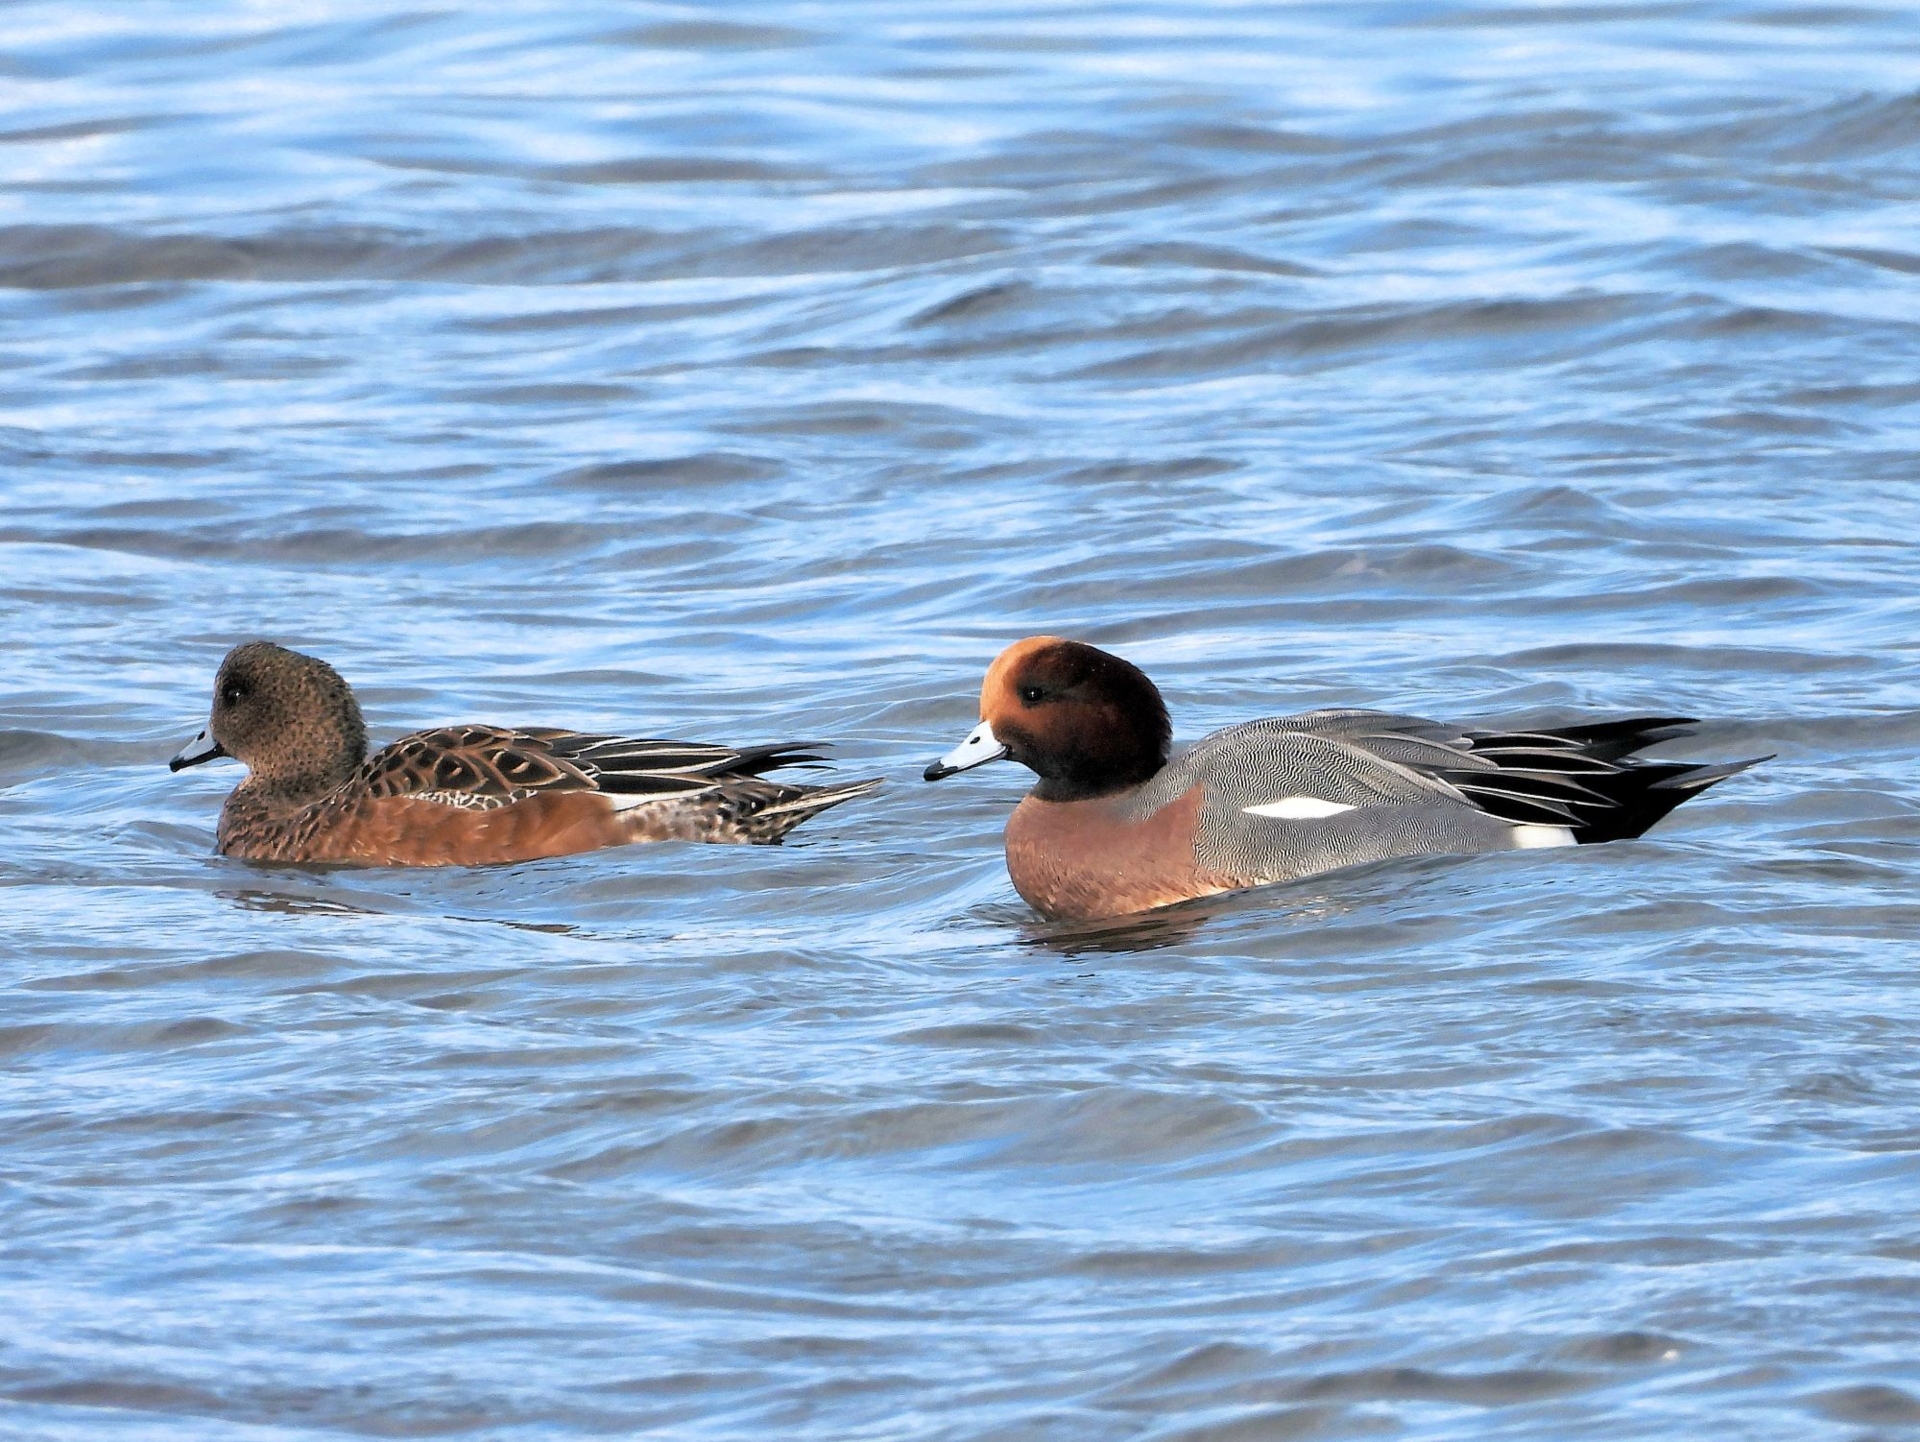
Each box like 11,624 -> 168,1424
924,636 -> 1764,921
170,641 -> 881,865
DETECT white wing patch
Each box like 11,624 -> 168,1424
1511,823 -> 1577,849
1242,796 -> 1357,820
604,788 -> 713,812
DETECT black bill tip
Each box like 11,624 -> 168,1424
168,731 -> 228,771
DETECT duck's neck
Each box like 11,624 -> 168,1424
236,749 -> 362,809
1031,755 -> 1165,804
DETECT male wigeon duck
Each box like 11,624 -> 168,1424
924,636 -> 1764,921
170,641 -> 881,865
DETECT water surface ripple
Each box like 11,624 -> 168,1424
3,3 -> 1920,1439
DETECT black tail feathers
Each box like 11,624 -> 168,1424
1564,754 -> 1769,844
1440,716 -> 1765,842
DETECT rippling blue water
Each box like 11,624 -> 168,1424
4,3 -> 1920,1438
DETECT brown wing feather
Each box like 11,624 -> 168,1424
358,726 -> 599,809
352,726 -> 797,811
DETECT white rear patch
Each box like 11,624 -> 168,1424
1243,796 -> 1356,820
1511,823 -> 1577,849
606,789 -> 707,812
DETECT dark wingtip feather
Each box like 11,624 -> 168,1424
1570,754 -> 1767,843
1478,716 -> 1701,765
1648,754 -> 1772,791
727,741 -> 836,777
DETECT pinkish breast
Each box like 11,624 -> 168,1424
1003,784 -> 1223,921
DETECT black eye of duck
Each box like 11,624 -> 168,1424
1019,685 -> 1045,706
220,682 -> 247,707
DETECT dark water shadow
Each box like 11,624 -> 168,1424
219,886 -> 384,919
217,878 -> 581,937
1017,892 -> 1246,955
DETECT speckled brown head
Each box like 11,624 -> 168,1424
169,641 -> 368,799
924,636 -> 1171,801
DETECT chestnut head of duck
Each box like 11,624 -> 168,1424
924,636 -> 1171,801
169,641 -> 369,799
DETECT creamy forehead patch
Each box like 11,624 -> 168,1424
981,635 -> 1067,716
